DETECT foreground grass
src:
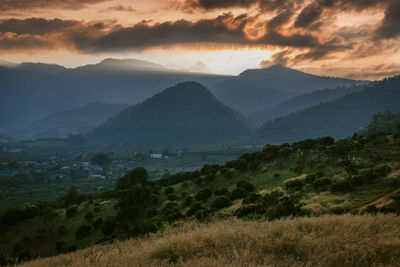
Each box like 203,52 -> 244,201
21,214 -> 400,267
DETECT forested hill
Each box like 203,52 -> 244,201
256,76 -> 400,143
88,82 -> 251,149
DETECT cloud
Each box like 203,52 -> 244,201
105,5 -> 136,12
375,2 -> 400,39
0,18 -> 78,35
0,0 -> 109,12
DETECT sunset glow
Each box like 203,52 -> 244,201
1,0 -> 399,79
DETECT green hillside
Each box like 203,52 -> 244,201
256,76 -> 400,143
2,115 -> 400,264
88,82 -> 251,149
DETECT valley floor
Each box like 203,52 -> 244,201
21,214 -> 400,267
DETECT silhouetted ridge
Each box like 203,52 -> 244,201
89,82 -> 250,149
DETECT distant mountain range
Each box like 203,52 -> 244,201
212,64 -> 361,115
249,84 -> 367,127
0,59 -> 364,135
16,103 -> 129,140
0,132 -> 15,144
88,82 -> 251,149
256,76 -> 400,143
0,58 -> 228,133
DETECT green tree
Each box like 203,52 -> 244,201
91,153 -> 112,167
115,168 -> 153,237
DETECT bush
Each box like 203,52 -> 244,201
237,181 -> 255,192
167,193 -> 179,201
186,202 -> 203,217
92,217 -> 104,229
243,192 -> 262,204
211,196 -> 231,210
55,240 -> 66,253
56,225 -> 68,236
313,178 -> 332,192
195,189 -> 212,201
230,187 -> 248,200
284,179 -> 306,192
249,160 -> 261,170
84,211 -> 94,221
235,159 -> 248,172
164,187 -> 174,195
235,204 -> 261,218
214,188 -> 229,196
278,147 -> 293,157
183,196 -> 194,207
75,224 -> 91,239
101,219 -> 116,235
65,206 -> 78,218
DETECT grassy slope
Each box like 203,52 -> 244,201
21,214 -> 400,266
3,133 -> 400,263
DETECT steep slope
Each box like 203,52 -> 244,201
0,59 -> 229,133
256,76 -> 400,143
249,84 -> 367,126
18,103 -> 129,140
213,64 -> 360,115
88,82 -> 251,148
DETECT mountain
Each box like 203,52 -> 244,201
0,59 -> 229,133
17,103 -> 129,140
249,84 -> 367,126
88,82 -> 251,149
212,64 -> 361,115
256,76 -> 400,143
0,132 -> 15,144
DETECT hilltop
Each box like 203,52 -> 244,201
88,82 -> 251,149
213,64 -> 359,115
256,76 -> 400,143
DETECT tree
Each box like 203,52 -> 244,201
64,185 -> 80,206
115,167 -> 153,237
91,153 -> 112,168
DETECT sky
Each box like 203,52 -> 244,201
0,0 -> 400,79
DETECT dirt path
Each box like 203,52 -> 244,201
359,187 -> 400,211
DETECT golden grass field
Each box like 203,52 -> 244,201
21,214 -> 400,267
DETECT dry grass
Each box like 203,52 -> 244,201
303,193 -> 351,215
21,214 -> 400,267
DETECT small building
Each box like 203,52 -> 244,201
92,165 -> 103,172
150,153 -> 163,159
92,174 -> 106,179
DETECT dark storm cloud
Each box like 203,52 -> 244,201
69,13 -> 320,52
375,1 -> 400,39
0,18 -> 79,35
0,0 -> 109,11
185,0 -> 298,12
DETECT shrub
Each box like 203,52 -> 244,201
75,224 -> 91,239
183,196 -> 194,207
186,202 -> 203,217
85,211 -> 94,221
230,187 -> 248,200
101,219 -> 116,235
313,178 -> 332,192
273,173 -> 280,178
55,240 -> 66,253
237,180 -> 255,192
65,206 -> 78,218
92,217 -> 104,229
331,179 -> 354,192
249,160 -> 261,170
235,204 -> 261,218
167,193 -> 179,201
243,192 -> 262,204
284,179 -> 306,192
278,147 -> 293,157
211,196 -> 231,210
164,187 -> 174,195
214,188 -> 229,196
56,225 -> 68,236
195,189 -> 212,201
235,159 -> 248,172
